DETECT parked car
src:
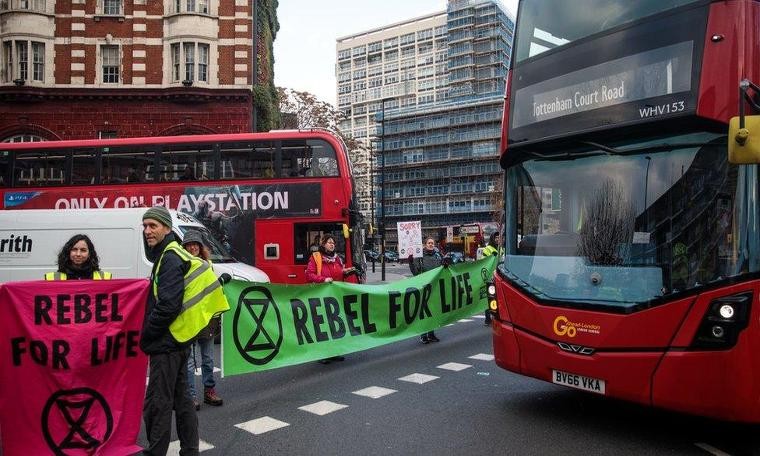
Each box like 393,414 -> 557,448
384,249 -> 399,262
364,249 -> 380,262
443,251 -> 465,264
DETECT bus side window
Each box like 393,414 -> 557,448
160,143 -> 214,181
102,147 -> 156,184
14,150 -> 66,187
0,152 -> 8,187
71,148 -> 98,186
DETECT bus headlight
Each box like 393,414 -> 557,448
718,304 -> 734,319
487,284 -> 496,296
691,292 -> 751,350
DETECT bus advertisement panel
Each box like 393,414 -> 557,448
492,0 -> 760,422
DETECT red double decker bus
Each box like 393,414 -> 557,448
492,0 -> 760,421
0,130 -> 365,284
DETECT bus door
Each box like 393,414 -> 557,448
254,220 -> 347,284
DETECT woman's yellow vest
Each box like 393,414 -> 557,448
44,271 -> 112,280
154,241 -> 230,343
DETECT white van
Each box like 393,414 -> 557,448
0,208 -> 269,283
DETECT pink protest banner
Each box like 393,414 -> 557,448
0,279 -> 150,456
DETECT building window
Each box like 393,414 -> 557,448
0,0 -> 45,11
198,44 -> 208,82
102,0 -> 122,15
101,45 -> 120,83
2,40 -> 45,83
171,41 -> 210,83
175,0 -> 208,14
183,43 -> 194,81
16,41 -> 27,81
32,42 -> 43,81
3,42 -> 11,82
171,43 -> 180,81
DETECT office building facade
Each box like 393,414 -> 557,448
336,0 -> 514,247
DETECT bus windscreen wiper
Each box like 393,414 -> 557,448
579,140 -> 723,156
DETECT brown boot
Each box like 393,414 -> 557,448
204,388 -> 223,406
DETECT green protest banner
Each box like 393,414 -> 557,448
221,256 -> 496,376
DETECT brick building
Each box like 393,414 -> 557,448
0,0 -> 266,142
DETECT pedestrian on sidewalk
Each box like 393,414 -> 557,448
409,236 -> 443,344
182,231 -> 224,411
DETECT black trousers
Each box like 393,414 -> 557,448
143,349 -> 199,456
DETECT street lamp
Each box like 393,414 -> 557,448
376,100 -> 387,282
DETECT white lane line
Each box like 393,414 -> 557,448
167,438 -> 214,454
235,416 -> 290,435
298,400 -> 349,416
458,318 -> 474,322
469,353 -> 495,361
472,315 -> 486,319
437,362 -> 472,372
352,386 -> 397,399
398,373 -> 439,384
694,442 -> 732,456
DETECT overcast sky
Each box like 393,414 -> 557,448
274,0 -> 519,106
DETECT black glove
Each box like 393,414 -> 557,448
441,257 -> 451,268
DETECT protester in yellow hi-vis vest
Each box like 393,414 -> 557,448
181,230 -> 225,411
44,234 -> 112,280
139,205 -> 199,456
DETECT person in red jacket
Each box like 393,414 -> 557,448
305,234 -> 345,283
306,234 -> 349,363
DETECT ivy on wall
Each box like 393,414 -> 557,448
254,0 -> 280,131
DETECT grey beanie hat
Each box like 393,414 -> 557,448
182,230 -> 205,247
142,206 -> 172,228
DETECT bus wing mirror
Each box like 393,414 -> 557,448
729,115 -> 760,163
342,223 -> 350,239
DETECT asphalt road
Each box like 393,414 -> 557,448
139,262 -> 760,456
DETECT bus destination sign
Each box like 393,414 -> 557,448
511,41 -> 695,131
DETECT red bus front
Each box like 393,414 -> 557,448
493,0 -> 760,422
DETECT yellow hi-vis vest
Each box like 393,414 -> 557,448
44,271 -> 112,280
154,241 -> 230,343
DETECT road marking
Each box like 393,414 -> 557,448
694,442 -> 732,456
458,319 -> 474,322
437,362 -> 472,372
469,353 -> 495,361
398,373 -> 439,384
352,386 -> 397,399
235,417 -> 290,435
298,400 -> 349,416
167,438 -> 214,454
472,315 -> 486,319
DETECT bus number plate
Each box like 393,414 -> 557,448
552,369 -> 605,395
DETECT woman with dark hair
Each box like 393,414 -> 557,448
45,234 -> 112,280
305,234 -> 353,363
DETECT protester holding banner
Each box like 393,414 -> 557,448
409,237 -> 444,344
481,232 -> 501,326
182,231 -> 224,411
306,234 -> 350,363
44,234 -> 112,280
140,206 -> 199,456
